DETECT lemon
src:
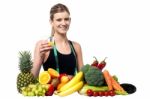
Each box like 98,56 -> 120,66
39,71 -> 51,84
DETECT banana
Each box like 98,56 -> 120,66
57,81 -> 84,96
59,71 -> 83,92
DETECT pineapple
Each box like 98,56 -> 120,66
17,51 -> 36,93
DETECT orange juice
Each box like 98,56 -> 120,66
48,41 -> 54,46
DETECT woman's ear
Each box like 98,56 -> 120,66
49,19 -> 53,26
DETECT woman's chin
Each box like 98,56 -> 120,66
59,31 -> 67,34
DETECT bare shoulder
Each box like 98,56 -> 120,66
71,41 -> 82,51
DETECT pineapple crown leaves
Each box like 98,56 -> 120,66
19,51 -> 33,73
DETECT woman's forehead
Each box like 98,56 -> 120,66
53,12 -> 70,19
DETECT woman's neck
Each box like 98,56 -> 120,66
53,33 -> 71,54
53,33 -> 68,44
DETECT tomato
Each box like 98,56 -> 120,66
97,91 -> 115,97
104,91 -> 109,96
86,89 -> 93,96
109,90 -> 115,96
93,92 -> 99,97
98,91 -> 103,96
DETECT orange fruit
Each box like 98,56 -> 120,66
39,71 -> 51,84
48,68 -> 59,78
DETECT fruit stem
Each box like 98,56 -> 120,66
93,56 -> 98,61
103,57 -> 107,61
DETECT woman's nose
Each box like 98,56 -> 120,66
61,20 -> 67,25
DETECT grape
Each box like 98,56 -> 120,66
28,92 -> 35,96
42,89 -> 46,94
34,90 -> 39,95
45,84 -> 50,91
32,87 -> 36,92
38,86 -> 43,93
28,84 -> 36,88
22,91 -> 28,96
26,87 -> 32,92
21,87 -> 26,92
37,92 -> 45,96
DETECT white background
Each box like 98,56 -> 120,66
0,0 -> 150,99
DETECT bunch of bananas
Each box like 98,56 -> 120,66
55,71 -> 84,96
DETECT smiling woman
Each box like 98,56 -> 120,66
32,3 -> 84,78
50,3 -> 71,37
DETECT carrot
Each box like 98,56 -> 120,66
103,70 -> 113,90
110,76 -> 125,91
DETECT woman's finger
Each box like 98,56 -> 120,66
40,46 -> 53,53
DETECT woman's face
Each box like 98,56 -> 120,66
51,11 -> 71,35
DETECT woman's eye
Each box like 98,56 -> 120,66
56,19 -> 62,21
65,18 -> 69,21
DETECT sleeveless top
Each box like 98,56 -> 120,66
43,40 -> 77,75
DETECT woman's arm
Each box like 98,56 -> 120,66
32,40 -> 52,78
32,41 -> 44,78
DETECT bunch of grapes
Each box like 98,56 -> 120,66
21,83 -> 49,96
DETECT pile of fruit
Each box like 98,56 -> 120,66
16,51 -> 83,96
16,51 -> 133,97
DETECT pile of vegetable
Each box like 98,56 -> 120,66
79,57 -> 130,97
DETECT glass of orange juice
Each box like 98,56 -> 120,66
48,37 -> 54,47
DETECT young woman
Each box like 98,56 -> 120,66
32,3 -> 84,78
